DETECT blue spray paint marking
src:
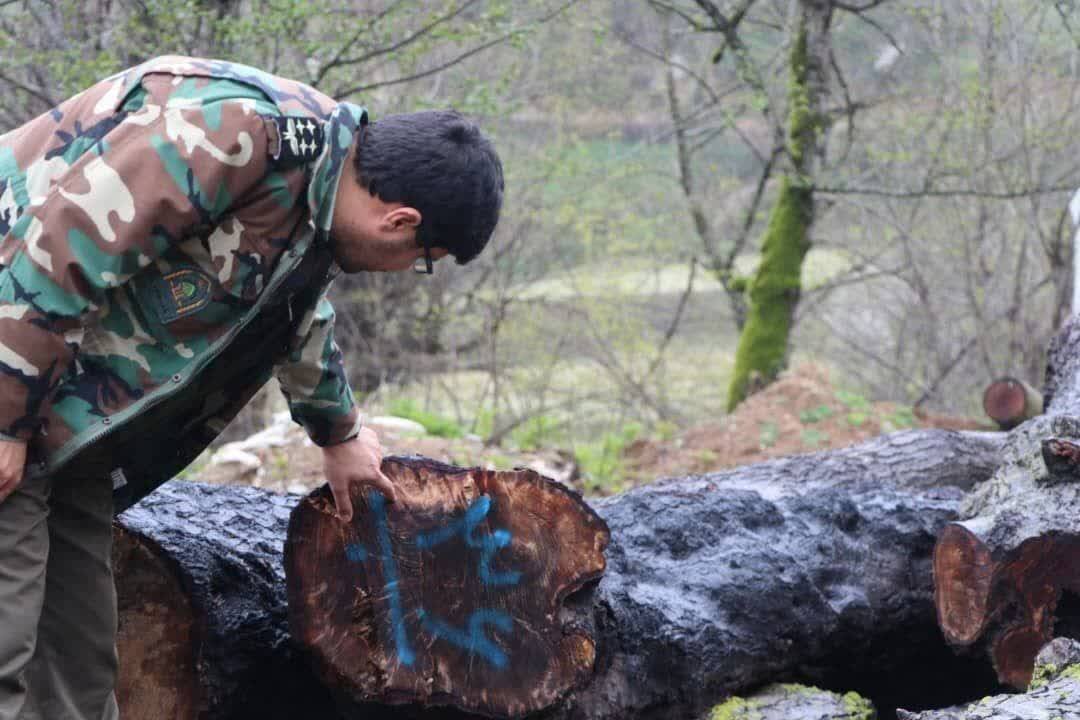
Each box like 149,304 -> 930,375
344,543 -> 368,563
418,608 -> 514,669
344,493 -> 521,669
416,496 -> 523,587
414,495 -> 492,549
369,491 -> 416,667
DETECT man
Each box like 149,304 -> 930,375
0,56 -> 503,719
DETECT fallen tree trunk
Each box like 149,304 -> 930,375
706,683 -> 876,720
115,429 -> 1003,720
114,482 -> 335,720
278,431 -> 1002,720
563,429 -> 1004,720
933,316 -> 1080,689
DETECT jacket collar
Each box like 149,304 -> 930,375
308,101 -> 367,237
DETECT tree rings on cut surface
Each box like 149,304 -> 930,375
285,456 -> 611,718
983,377 -> 1043,430
114,527 -> 201,719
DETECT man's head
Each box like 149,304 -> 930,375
329,110 -> 504,273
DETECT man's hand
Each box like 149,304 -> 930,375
322,426 -> 398,522
0,438 -> 27,505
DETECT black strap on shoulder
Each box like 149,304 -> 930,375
268,114 -> 326,170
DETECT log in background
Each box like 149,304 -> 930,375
934,316 -> 1080,688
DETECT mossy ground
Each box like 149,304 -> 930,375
708,683 -> 875,719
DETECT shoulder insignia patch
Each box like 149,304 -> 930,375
268,115 -> 326,170
150,267 -> 214,323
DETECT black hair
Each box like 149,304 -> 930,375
355,110 -> 504,265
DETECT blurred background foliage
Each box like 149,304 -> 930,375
3,0 -> 1080,491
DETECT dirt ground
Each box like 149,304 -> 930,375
621,363 -> 991,485
192,363 -> 992,496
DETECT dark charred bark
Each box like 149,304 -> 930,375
1042,316 -> 1080,416
552,428 -> 1004,720
114,481 -> 335,720
934,316 -> 1080,689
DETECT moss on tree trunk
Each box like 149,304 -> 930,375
726,10 -> 827,411
727,177 -> 812,410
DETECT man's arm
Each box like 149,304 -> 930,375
276,295 -> 398,519
0,92 -> 277,498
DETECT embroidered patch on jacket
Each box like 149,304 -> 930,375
151,268 -> 213,323
269,115 -> 325,170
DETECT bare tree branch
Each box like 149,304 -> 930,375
815,184 -> 1076,199
312,0 -> 408,87
0,70 -> 56,109
832,0 -> 891,12
648,0 -> 708,31
644,257 -> 698,379
334,0 -> 578,98
317,0 -> 479,85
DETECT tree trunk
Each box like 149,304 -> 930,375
726,0 -> 832,411
558,429 -> 1004,720
934,316 -> 1080,689
114,482 -> 336,720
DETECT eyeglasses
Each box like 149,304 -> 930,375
413,228 -> 434,275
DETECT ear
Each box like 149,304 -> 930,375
381,206 -> 422,235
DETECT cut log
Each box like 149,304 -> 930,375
284,456 -> 610,719
982,377 -> 1043,430
114,481 -> 335,720
896,637 -> 1080,719
560,428 -> 1005,720
933,317 -> 1080,689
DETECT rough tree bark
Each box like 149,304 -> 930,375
934,316 -> 1080,689
556,429 -> 1004,720
114,482 -> 335,720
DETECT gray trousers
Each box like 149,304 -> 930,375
0,470 -> 120,720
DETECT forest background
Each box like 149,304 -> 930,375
2,0 -> 1078,493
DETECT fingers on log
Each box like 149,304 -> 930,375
284,456 -> 611,718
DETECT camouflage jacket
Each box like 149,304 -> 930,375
0,56 -> 365,502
